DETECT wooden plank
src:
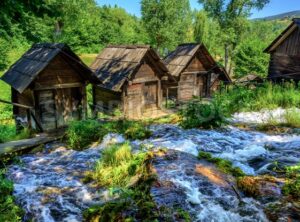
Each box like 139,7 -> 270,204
0,99 -> 33,109
34,82 -> 83,91
0,135 -> 60,157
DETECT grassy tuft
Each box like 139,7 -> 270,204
282,163 -> 300,199
88,142 -> 151,187
198,151 -> 245,177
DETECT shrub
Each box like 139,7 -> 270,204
0,124 -> 31,143
67,120 -> 104,150
117,120 -> 152,140
0,169 -> 23,221
198,151 -> 245,177
179,100 -> 227,129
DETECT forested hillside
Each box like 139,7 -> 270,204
0,0 -> 291,78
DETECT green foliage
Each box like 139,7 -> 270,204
198,0 -> 270,73
215,82 -> 300,115
141,0 -> 192,53
234,38 -> 269,78
0,38 -> 9,71
198,151 -> 245,177
179,99 -> 227,129
0,169 -> 23,221
66,119 -> 151,150
67,120 -> 103,150
0,124 -> 31,143
282,163 -> 300,199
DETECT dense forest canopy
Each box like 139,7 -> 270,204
0,0 -> 290,78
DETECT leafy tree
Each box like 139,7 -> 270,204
141,0 -> 192,54
198,0 -> 270,74
234,38 -> 269,78
0,38 -> 9,71
193,10 -> 223,58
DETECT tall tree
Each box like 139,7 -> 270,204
141,0 -> 192,54
198,0 -> 270,74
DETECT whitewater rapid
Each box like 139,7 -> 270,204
7,111 -> 300,221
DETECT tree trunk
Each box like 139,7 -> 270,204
224,44 -> 229,73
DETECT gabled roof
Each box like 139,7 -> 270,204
90,45 -> 169,92
264,18 -> 300,53
1,43 -> 97,93
164,43 -> 231,82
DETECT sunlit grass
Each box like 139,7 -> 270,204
88,142 -> 151,187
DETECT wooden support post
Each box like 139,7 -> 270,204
166,87 -> 169,108
26,109 -> 32,130
30,110 -> 43,132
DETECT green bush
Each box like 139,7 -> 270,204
67,120 -> 104,150
179,100 -> 227,129
0,169 -> 23,221
0,124 -> 31,143
198,151 -> 245,177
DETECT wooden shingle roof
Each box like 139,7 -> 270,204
164,43 -> 201,77
1,43 -> 96,93
90,45 -> 169,92
264,18 -> 300,53
164,43 -> 231,82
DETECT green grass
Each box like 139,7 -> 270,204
215,82 -> 300,115
0,169 -> 23,221
198,151 -> 245,177
0,123 -> 31,143
84,144 -> 191,221
79,54 -> 97,66
87,142 -> 151,187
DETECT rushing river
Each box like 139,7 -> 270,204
7,116 -> 300,221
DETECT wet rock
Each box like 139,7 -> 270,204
265,200 -> 300,222
237,176 -> 284,202
151,149 -> 267,221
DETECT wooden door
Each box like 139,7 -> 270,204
124,84 -> 143,118
55,88 -> 82,127
38,90 -> 57,130
178,74 -> 195,101
143,82 -> 158,109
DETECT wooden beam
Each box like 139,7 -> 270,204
34,83 -> 83,91
0,99 -> 33,109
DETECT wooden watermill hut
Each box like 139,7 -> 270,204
1,43 -> 98,131
90,45 -> 170,119
264,18 -> 300,82
164,43 -> 231,102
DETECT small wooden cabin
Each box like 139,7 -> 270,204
90,45 -> 169,119
1,43 -> 97,131
164,43 -> 231,102
264,18 -> 300,82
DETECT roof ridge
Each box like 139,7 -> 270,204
106,44 -> 151,49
